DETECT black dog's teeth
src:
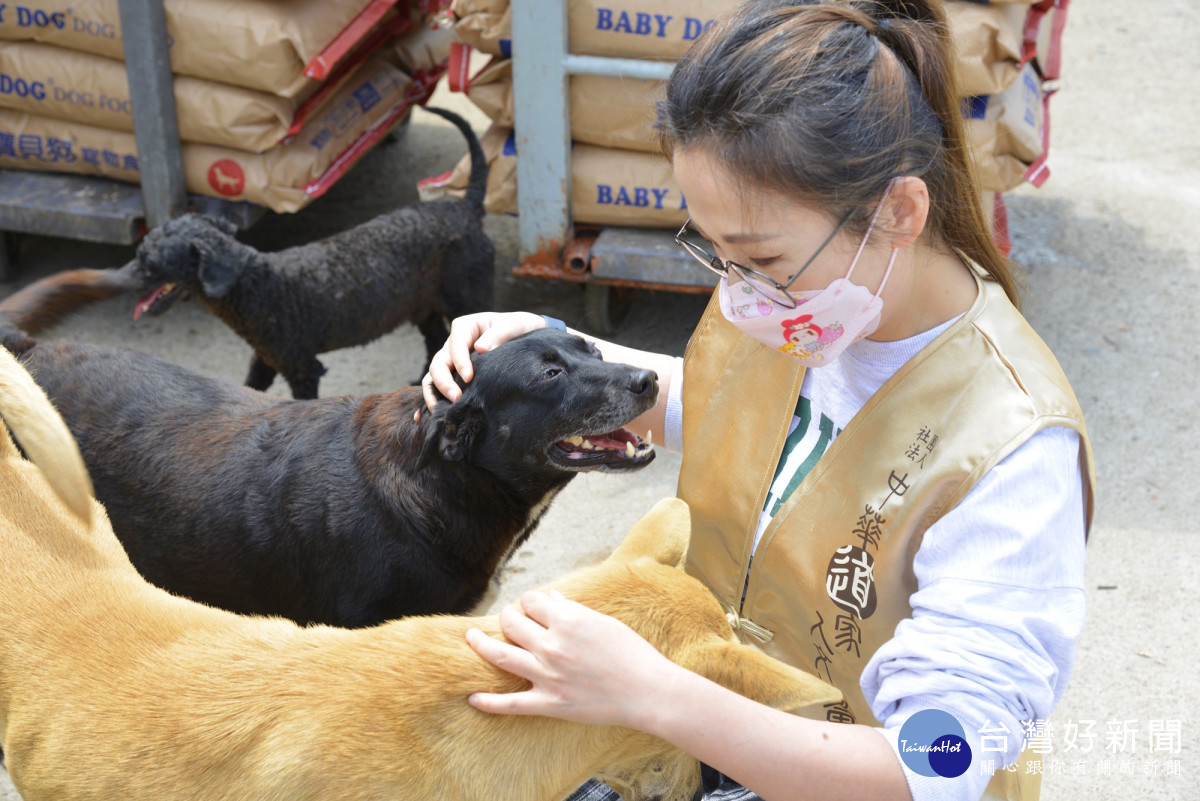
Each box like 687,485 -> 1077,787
133,283 -> 182,320
559,428 -> 653,459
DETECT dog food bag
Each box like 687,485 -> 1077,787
944,0 -> 1033,98
0,0 -> 398,97
0,39 -> 302,152
451,0 -> 739,60
390,9 -> 459,75
462,57 -> 663,153
424,124 -> 686,228
453,1 -> 1044,102
961,62 -> 1046,192
572,141 -> 685,227
449,0 -> 511,56
0,58 -> 419,212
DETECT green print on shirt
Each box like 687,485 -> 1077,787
766,396 -> 841,517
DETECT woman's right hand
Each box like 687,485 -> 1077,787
420,311 -> 546,412
465,589 -> 678,729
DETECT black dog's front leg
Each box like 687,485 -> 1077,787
284,357 -> 327,400
245,355 -> 278,393
247,352 -> 327,400
415,313 -> 450,384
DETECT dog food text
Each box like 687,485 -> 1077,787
592,8 -> 718,41
596,185 -> 684,210
0,129 -> 138,172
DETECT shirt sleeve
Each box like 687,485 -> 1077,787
860,425 -> 1088,801
663,356 -> 686,452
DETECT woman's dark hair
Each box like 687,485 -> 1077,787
658,0 -> 1021,306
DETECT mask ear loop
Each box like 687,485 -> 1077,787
842,179 -> 901,308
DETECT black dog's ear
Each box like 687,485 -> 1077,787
440,397 -> 487,462
421,396 -> 486,465
416,356 -> 485,467
195,225 -> 243,298
198,256 -> 239,298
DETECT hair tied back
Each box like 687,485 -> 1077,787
875,14 -> 895,43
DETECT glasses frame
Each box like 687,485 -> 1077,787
674,214 -> 852,308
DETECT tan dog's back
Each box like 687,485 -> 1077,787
0,345 -> 839,801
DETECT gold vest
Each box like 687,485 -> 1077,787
678,274 -> 1095,800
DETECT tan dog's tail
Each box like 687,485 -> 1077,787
0,262 -> 140,335
0,346 -> 94,523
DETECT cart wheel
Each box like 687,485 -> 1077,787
583,284 -> 636,336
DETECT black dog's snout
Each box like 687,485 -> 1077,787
628,369 -> 658,396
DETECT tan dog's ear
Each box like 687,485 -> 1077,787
699,639 -> 843,714
607,497 -> 690,569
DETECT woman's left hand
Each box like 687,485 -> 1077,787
465,589 -> 679,729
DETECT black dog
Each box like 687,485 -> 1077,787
129,105 -> 494,399
1,327 -> 657,628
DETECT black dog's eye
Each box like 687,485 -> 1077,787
541,367 -> 563,381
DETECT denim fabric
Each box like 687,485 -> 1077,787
563,766 -> 761,801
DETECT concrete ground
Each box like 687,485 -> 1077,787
0,0 -> 1194,797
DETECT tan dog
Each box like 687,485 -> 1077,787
0,345 -> 839,801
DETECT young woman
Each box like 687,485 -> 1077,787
422,2 -> 1094,799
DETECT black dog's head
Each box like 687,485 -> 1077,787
423,329 -> 658,486
132,214 -> 245,318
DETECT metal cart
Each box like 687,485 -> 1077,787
505,0 -> 716,334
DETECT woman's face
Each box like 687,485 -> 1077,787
673,147 -> 978,344
672,147 -> 885,297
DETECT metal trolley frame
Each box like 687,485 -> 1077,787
506,0 -> 715,333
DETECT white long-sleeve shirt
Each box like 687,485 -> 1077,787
662,317 -> 1086,801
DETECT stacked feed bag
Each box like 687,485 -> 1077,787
429,0 -> 1071,246
949,0 -> 1069,193
432,54 -> 685,228
424,0 -> 720,229
0,0 -> 456,212
948,0 -> 1071,254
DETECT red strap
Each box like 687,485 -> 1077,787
1019,0 -> 1068,187
417,169 -> 455,192
446,42 -> 474,93
1024,0 -> 1071,81
304,0 -> 402,81
991,193 -> 1011,257
1022,88 -> 1055,188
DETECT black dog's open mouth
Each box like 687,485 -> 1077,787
551,427 -> 655,471
133,283 -> 185,319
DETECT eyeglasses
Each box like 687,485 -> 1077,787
674,214 -> 851,308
